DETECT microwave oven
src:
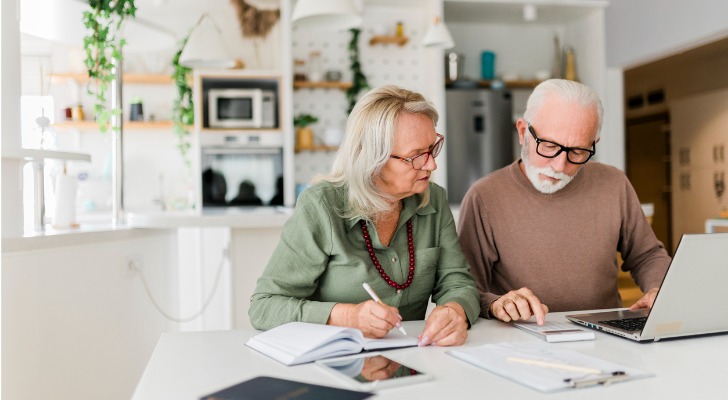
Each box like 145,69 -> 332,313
208,88 -> 276,129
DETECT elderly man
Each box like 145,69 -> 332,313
458,79 -> 671,324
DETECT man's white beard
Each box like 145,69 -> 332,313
522,144 -> 575,194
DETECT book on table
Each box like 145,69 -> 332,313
245,322 -> 418,366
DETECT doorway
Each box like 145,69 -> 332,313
625,113 -> 673,254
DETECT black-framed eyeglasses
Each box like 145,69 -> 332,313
527,123 -> 595,165
390,133 -> 445,170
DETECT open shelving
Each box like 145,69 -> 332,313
52,120 -> 174,131
293,81 -> 352,90
50,73 -> 173,85
369,35 -> 409,47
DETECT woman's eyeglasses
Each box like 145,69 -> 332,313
390,133 -> 445,170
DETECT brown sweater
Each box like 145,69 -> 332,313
458,160 -> 671,317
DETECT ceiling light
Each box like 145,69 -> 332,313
179,14 -> 235,69
422,16 -> 455,49
292,0 -> 362,31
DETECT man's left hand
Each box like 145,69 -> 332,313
629,287 -> 659,310
418,302 -> 468,347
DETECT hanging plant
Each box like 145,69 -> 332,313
346,28 -> 370,114
171,35 -> 194,169
82,0 -> 137,133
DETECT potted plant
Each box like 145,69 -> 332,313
294,113 -> 318,150
171,34 -> 194,169
82,0 -> 137,133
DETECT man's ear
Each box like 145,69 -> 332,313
515,118 -> 527,145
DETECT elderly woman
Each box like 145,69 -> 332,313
249,85 -> 479,347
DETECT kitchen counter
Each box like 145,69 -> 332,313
126,207 -> 294,229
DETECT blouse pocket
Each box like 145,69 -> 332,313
408,247 -> 441,301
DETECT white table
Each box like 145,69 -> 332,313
132,312 -> 727,399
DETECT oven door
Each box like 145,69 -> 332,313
201,147 -> 284,207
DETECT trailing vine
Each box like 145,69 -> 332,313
171,35 -> 194,169
346,28 -> 370,114
82,0 -> 137,133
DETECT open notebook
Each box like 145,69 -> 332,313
245,322 -> 417,365
567,233 -> 728,341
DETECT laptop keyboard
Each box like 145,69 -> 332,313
598,317 -> 648,332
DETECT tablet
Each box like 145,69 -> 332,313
315,352 -> 433,390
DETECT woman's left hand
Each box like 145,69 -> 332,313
418,302 -> 468,347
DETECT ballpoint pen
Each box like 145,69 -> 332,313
362,283 -> 407,335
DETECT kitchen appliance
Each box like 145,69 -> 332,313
208,88 -> 276,129
445,88 -> 514,204
200,132 -> 284,207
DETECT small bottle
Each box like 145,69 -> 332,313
72,104 -> 85,121
395,21 -> 404,37
294,59 -> 307,81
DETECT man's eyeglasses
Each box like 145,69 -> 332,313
390,133 -> 445,170
527,123 -> 595,165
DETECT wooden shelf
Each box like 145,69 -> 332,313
446,79 -> 543,89
369,35 -> 409,47
50,73 -> 173,85
53,120 -> 174,131
295,145 -> 338,153
293,81 -> 352,90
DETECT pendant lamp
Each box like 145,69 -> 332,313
179,13 -> 235,69
292,0 -> 362,31
421,16 -> 455,49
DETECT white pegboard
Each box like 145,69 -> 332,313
292,4 -> 430,186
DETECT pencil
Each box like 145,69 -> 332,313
362,283 -> 407,335
506,356 -> 603,375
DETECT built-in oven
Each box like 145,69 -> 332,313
200,133 -> 284,208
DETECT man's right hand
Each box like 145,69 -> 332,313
489,287 -> 549,325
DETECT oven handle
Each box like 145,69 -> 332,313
202,148 -> 281,155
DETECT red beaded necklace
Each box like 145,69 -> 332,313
359,218 -> 415,293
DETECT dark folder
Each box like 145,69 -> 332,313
200,376 -> 373,400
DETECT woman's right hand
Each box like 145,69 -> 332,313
328,301 -> 403,338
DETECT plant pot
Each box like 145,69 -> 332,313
296,127 -> 314,149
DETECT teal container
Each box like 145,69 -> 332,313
481,51 -> 496,80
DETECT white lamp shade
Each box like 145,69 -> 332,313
292,0 -> 362,31
422,17 -> 455,50
179,15 -> 235,69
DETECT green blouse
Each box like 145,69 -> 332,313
248,181 -> 480,330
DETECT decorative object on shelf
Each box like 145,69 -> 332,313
395,21 -> 404,37
563,46 -> 578,82
294,113 -> 319,150
294,59 -> 307,81
323,126 -> 344,147
481,51 -> 495,80
82,0 -> 137,133
445,52 -> 464,81
179,13 -> 235,69
172,34 -> 194,169
325,70 -> 342,82
292,0 -> 362,31
71,104 -> 85,122
308,51 -> 323,82
230,0 -> 280,38
422,16 -> 454,49
346,28 -> 370,114
129,97 -> 144,121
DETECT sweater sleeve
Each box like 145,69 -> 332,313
429,187 -> 481,326
618,178 -> 671,292
248,188 -> 337,330
457,185 -> 501,318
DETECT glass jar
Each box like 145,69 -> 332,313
308,51 -> 322,82
294,59 -> 307,81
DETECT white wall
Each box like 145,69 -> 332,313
605,0 -> 728,69
2,230 -> 182,400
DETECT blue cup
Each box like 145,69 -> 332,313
481,51 -> 496,80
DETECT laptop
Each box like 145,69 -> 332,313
566,233 -> 728,342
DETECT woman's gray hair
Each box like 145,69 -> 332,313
315,85 -> 439,220
524,79 -> 604,136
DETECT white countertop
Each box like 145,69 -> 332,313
127,207 -> 294,229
